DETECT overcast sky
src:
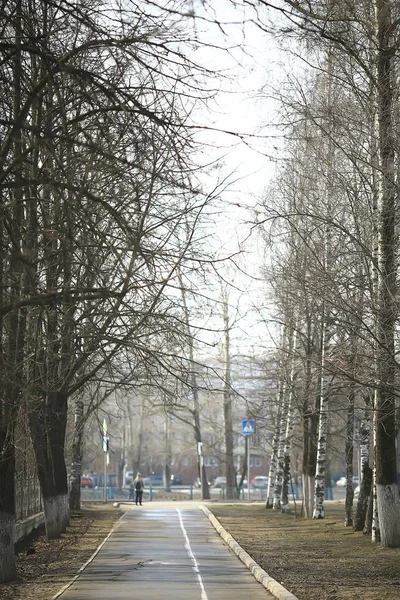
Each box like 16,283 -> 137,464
187,1 -> 291,357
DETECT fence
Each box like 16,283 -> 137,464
15,474 -> 43,522
80,485 -> 195,502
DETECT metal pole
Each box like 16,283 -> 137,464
104,450 -> 107,503
247,436 -> 251,502
103,419 -> 108,503
200,454 -> 204,501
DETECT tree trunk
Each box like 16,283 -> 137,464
281,330 -> 297,513
344,383 -> 355,527
371,397 -> 380,543
0,425 -> 16,582
69,394 -> 84,511
354,403 -> 372,531
373,0 -> 400,547
301,327 -> 318,518
164,415 -> 172,489
0,0 -> 24,579
273,381 -> 287,510
178,270 -> 210,500
29,391 -> 69,539
272,325 -> 290,510
313,319 -> 327,520
265,414 -> 279,509
222,292 -> 235,499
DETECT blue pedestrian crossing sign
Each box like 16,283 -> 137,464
242,419 -> 255,435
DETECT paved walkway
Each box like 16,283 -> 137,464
56,502 -> 275,600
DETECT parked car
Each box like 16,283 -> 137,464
252,476 -> 269,489
193,477 -> 211,488
236,476 -> 248,487
125,471 -> 134,484
213,476 -> 227,488
170,474 -> 183,485
337,476 -> 359,487
80,475 -> 94,489
150,473 -> 163,486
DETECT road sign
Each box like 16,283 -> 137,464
242,419 -> 255,435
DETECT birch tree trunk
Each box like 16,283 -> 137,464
344,381 -> 355,527
281,330 -> 297,513
273,380 -> 289,510
371,395 -> 380,542
132,396 -> 145,475
302,396 -> 319,517
354,401 -> 372,531
222,291 -> 236,499
313,316 -> 327,520
373,0 -> 400,547
179,271 -> 210,500
265,406 -> 280,509
266,325 -> 286,509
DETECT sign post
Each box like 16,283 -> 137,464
242,420 -> 255,503
197,442 -> 204,501
103,419 -> 109,503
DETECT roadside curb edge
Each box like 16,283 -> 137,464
200,505 -> 299,600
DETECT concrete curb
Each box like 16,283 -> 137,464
200,505 -> 299,600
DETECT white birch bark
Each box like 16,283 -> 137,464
354,401 -> 372,532
373,0 -> 400,547
371,395 -> 380,543
266,420 -> 279,509
273,382 -> 288,510
281,330 -> 297,513
266,325 -> 285,509
344,383 -> 355,527
313,319 -> 327,520
359,408 -> 371,483
222,291 -> 236,499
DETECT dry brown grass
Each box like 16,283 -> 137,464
0,504 -> 123,600
209,502 -> 400,600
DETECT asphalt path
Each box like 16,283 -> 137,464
57,501 -> 275,600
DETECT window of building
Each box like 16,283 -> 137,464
205,457 -> 219,467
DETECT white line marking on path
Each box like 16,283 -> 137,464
176,508 -> 208,600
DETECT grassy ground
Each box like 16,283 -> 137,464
208,501 -> 400,600
0,504 -> 124,600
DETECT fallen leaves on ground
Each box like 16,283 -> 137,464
0,505 -> 123,600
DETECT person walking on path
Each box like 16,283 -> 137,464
134,472 -> 144,505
